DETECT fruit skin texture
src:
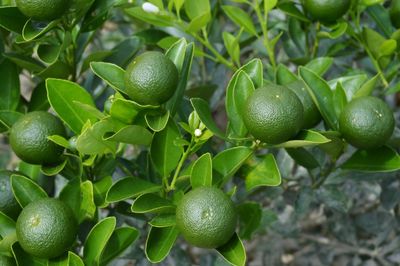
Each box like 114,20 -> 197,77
124,51 -> 179,105
243,84 -> 304,144
0,255 -> 16,266
10,111 -> 66,165
303,0 -> 351,23
0,170 -> 22,219
286,80 -> 321,129
16,0 -> 69,21
16,198 -> 78,259
176,187 -> 237,249
339,96 -> 395,149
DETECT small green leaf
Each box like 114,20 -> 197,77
11,174 -> 47,208
100,227 -> 139,266
145,226 -> 179,263
378,39 -> 397,57
223,32 -> 240,66
187,13 -> 211,33
0,7 -> 27,33
353,74 -> 380,99
37,44 -> 61,65
131,193 -> 175,214
12,242 -> 47,266
237,202 -> 262,240
304,57 -> 334,76
277,2 -> 310,22
0,212 -> 15,237
0,111 -> 23,129
286,148 -> 320,169
216,233 -> 246,266
276,64 -> 298,85
79,181 -> 96,223
83,217 -> 116,266
299,67 -> 338,130
22,19 -> 58,41
68,252 -> 85,266
222,5 -> 257,36
317,22 -> 348,39
93,176 -> 112,207
265,0 -> 278,11
190,153 -> 212,188
145,111 -> 170,132
149,214 -> 176,228
274,130 -> 331,148
184,0 -> 210,20
333,82 -> 347,118
74,101 -> 106,120
46,79 -> 98,134
191,98 -> 225,139
0,59 -> 20,111
110,96 -> 156,124
245,154 -> 281,191
213,146 -> 253,184
104,125 -> 153,146
150,119 -> 183,177
90,62 -> 126,95
241,59 -> 263,89
341,146 -> 400,172
106,177 -> 161,203
40,159 -> 67,176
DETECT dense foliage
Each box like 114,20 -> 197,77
0,0 -> 399,265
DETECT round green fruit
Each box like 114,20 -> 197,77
0,170 -> 21,219
16,0 -> 69,21
303,0 -> 351,23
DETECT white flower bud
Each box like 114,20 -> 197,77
194,129 -> 202,137
142,2 -> 160,14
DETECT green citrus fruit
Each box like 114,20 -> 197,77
124,51 -> 179,105
176,187 -> 237,249
16,0 -> 69,21
303,0 -> 351,23
0,170 -> 21,219
286,80 -> 321,129
16,198 -> 78,259
243,84 -> 304,144
390,0 -> 400,28
339,96 -> 395,149
0,255 -> 16,266
9,111 -> 66,165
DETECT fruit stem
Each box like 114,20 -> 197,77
167,139 -> 194,191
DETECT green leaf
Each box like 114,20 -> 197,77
74,101 -> 105,120
4,53 -> 44,73
190,98 -> 225,139
100,227 -> 139,266
286,148 -> 320,169
317,22 -> 348,39
106,177 -> 162,203
353,74 -> 380,98
145,226 -> 179,263
0,111 -> 23,129
222,5 -> 257,36
304,57 -> 334,76
104,125 -> 153,146
0,59 -> 20,111
145,111 -> 170,132
223,32 -> 240,67
150,119 -> 183,177
83,217 -> 116,266
110,96 -> 156,124
378,39 -> 397,57
245,154 -> 281,191
277,2 -> 310,22
90,62 -> 126,95
149,214 -> 176,228
37,44 -> 61,65
12,242 -> 47,266
165,38 -> 187,73
124,7 -> 174,27
187,12 -> 211,33
333,82 -> 347,118
237,202 -> 262,240
341,146 -> 400,172
0,212 -> 15,237
93,176 -> 112,207
46,79 -> 98,134
59,178 -> 82,222
318,131 -> 345,160
328,74 -> 368,100
366,4 -> 393,38
11,174 -> 47,208
299,67 -> 338,130
184,0 -> 210,20
68,252 -> 85,266
213,146 -> 253,184
241,59 -> 263,89
216,233 -> 246,266
41,159 -> 67,176
79,181 -> 96,223
0,7 -> 27,33
22,19 -> 58,41
131,193 -> 175,213
76,119 -> 118,155
274,130 -> 331,148
276,64 -> 298,85
191,153 -> 212,188
265,0 -> 278,11
226,71 -> 255,137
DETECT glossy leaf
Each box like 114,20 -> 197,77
22,19 -> 58,41
286,148 -> 320,169
68,252 -> 85,266
0,111 -> 23,129
0,59 -> 20,111
185,0 -> 210,20
0,7 -> 27,33
83,217 -> 116,266
245,154 -> 281,191
11,174 -> 47,208
100,227 -> 140,266
145,111 -> 169,132
41,159 -> 67,176
226,71 -> 254,137
222,5 -> 257,35
106,177 -> 161,203
149,214 -> 176,228
241,59 -> 263,88
353,74 -> 379,98
276,64 -> 298,85
304,57 -> 334,76
104,125 -> 153,146
46,79 -> 98,134
191,153 -> 212,188
91,62 -> 126,94
145,226 -> 179,263
165,37 -> 186,73
299,67 -> 338,130
150,119 -> 183,177
0,212 -> 15,237
79,181 -> 96,223
213,146 -> 253,184
341,146 -> 400,172
131,193 -> 175,213
237,202 -> 262,239
110,97 -> 156,124
191,98 -> 225,139
317,22 -> 348,39
12,242 -> 47,266
216,233 -> 246,266
223,32 -> 240,67
274,130 -> 331,148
